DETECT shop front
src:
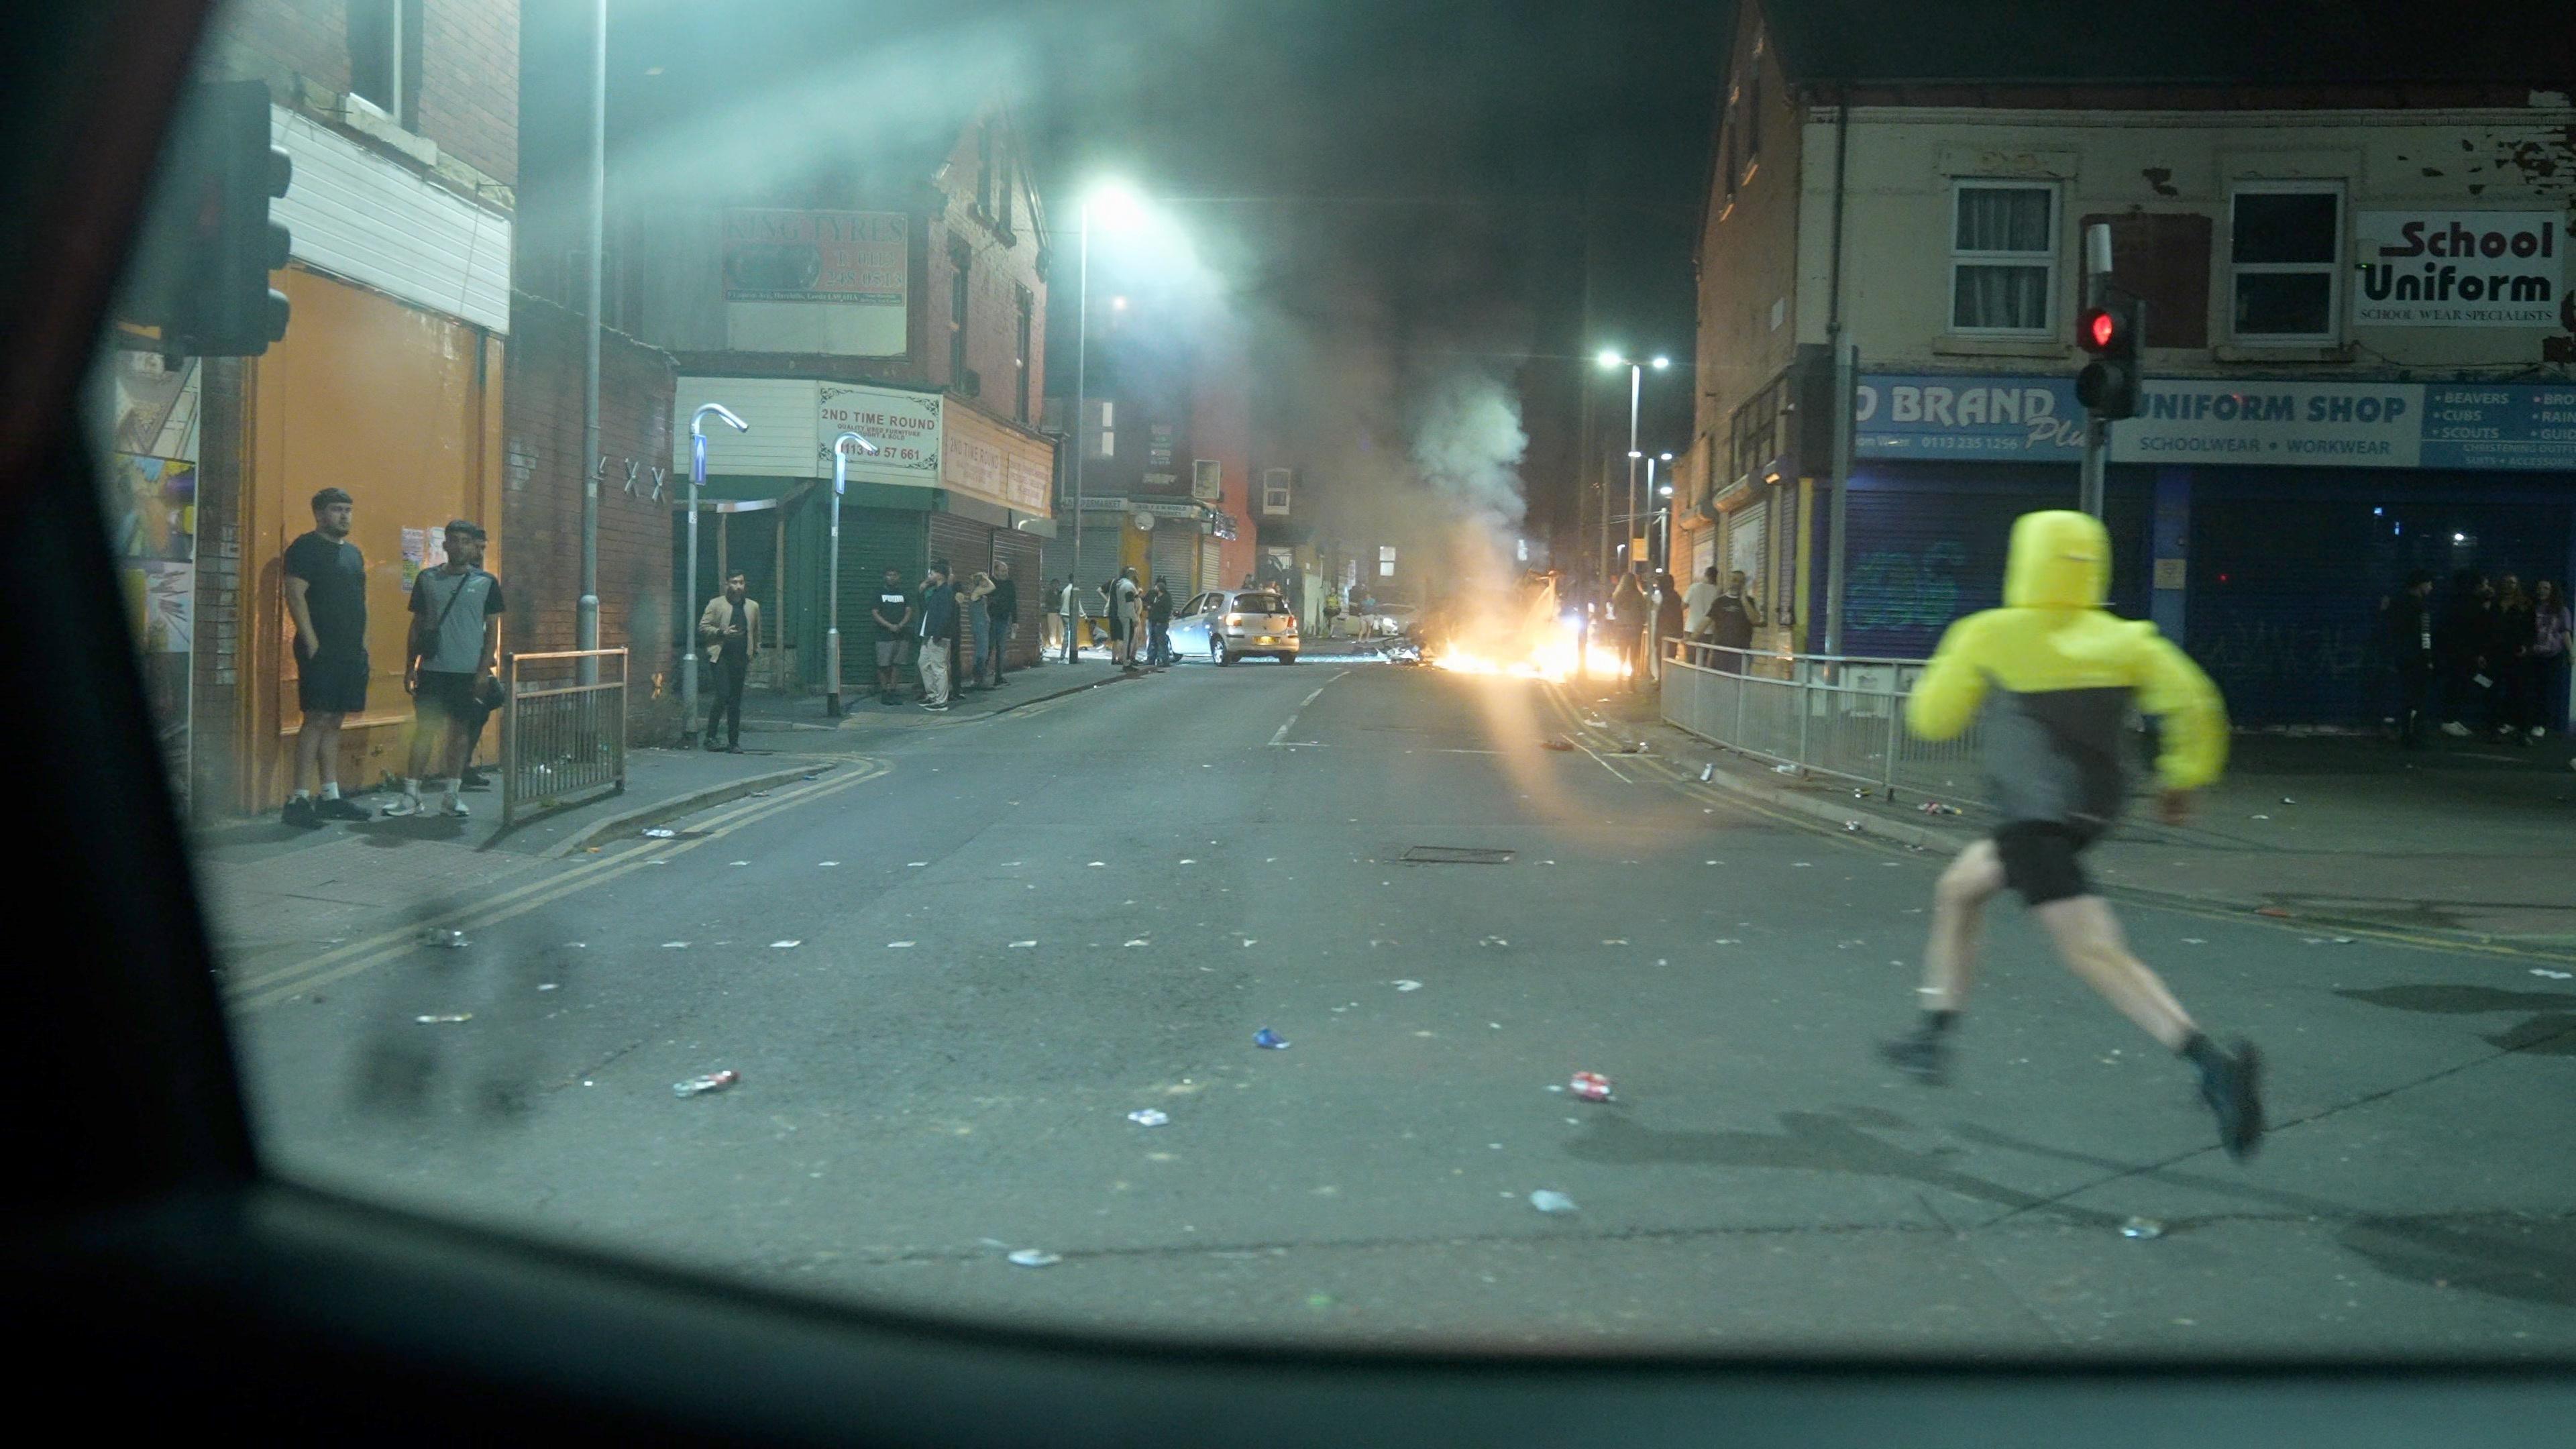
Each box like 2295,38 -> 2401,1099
1837,372 -> 2576,723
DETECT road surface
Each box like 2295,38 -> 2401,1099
223,658 -> 2576,1355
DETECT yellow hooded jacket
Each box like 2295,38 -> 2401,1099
1906,511 -> 2227,832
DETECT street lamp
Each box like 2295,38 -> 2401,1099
1650,451 -> 1675,569
1596,350 -> 1670,579
684,402 -> 748,741
824,429 -> 879,718
1072,180 -> 1148,612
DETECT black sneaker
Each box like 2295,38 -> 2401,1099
1878,1030 -> 1948,1085
281,796 -> 321,829
2199,1039 -> 2265,1161
314,795 -> 372,822
460,767 -> 490,790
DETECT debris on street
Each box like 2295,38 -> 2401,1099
1253,1028 -> 1291,1049
420,928 -> 469,949
1006,1248 -> 1060,1267
674,1069 -> 740,1097
1529,1189 -> 1578,1214
1126,1109 -> 1170,1127
642,827 -> 676,839
2119,1216 -> 2165,1240
1569,1071 -> 1612,1102
414,1012 -> 472,1024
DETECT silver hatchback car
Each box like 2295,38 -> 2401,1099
1167,588 -> 1300,664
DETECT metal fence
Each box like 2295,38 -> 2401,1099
501,648 -> 629,828
1661,640 -> 1988,806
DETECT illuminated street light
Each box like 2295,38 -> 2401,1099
1596,347 -> 1623,369
1074,180 -> 1157,596
1593,349 -> 1673,579
1650,356 -> 1670,370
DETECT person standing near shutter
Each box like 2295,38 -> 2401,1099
388,521 -> 502,818
281,487 -> 371,826
698,569 -> 759,751
916,561 -> 956,710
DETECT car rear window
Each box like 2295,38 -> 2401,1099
1235,595 -> 1285,614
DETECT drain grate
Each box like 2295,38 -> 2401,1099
1401,846 -> 1516,865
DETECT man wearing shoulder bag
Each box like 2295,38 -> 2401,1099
388,521 -> 504,818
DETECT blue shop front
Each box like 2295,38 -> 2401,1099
1837,373 -> 2576,727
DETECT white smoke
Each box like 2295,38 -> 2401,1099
1408,368 -> 1529,588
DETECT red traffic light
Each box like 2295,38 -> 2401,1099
2082,306 -> 2121,353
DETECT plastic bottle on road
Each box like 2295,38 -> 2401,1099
674,1069 -> 740,1097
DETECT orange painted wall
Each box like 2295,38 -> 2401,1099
241,265 -> 505,810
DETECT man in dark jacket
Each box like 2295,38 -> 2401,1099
983,561 -> 1019,687
916,561 -> 956,711
2385,569 -> 2436,748
1145,578 -> 1175,667
2434,571 -> 2494,737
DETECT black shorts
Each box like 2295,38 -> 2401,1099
297,645 -> 368,716
1994,821 -> 2102,908
414,670 -> 482,729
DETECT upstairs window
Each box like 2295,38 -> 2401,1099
2230,184 -> 2343,342
347,0 -> 423,129
1949,181 -> 2057,333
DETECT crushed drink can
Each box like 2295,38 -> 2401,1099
673,1069 -> 740,1097
1700,763 -> 1715,782
1568,1070 -> 1612,1102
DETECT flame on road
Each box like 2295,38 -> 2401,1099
1430,576 -> 1632,681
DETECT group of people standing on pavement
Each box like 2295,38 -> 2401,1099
279,488 -> 504,827
2384,568 -> 2571,748
857,559 -> 1024,714
1584,564 -> 1764,688
1048,566 -> 1186,674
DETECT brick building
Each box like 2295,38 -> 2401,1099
610,99 -> 1060,690
110,0 -> 519,816
1683,0 -> 2576,724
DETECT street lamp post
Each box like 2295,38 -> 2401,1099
577,0 -> 607,686
685,403 -> 748,741
1595,350 -> 1668,580
1648,451 -> 1674,568
1069,184 -> 1144,640
824,429 -> 879,717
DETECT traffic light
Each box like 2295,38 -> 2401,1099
2074,290 -> 2143,421
122,80 -> 292,358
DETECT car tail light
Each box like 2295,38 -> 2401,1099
1226,614 -> 1243,627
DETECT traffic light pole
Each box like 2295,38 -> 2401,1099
2079,223 -> 2113,519
2079,413 -> 2108,520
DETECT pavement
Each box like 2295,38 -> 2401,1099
197,649 -> 2576,1357
1601,678 -> 2576,951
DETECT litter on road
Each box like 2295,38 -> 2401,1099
1006,1249 -> 1061,1268
1529,1190 -> 1579,1214
1392,979 -> 1421,991
1254,1028 -> 1291,1049
2119,1216 -> 2165,1240
661,941 -> 690,949
419,928 -> 468,949
1010,940 -> 1037,949
1126,1109 -> 1171,1127
642,827 -> 676,839
674,1070 -> 739,1097
1569,1071 -> 1612,1102
769,940 -> 801,949
414,1013 -> 472,1024
888,941 -> 916,949
2532,968 -> 2573,980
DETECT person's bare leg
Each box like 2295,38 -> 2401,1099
1882,840 -> 2006,1083
1921,839 -> 2006,1012
293,716 -> 326,795
312,714 -> 343,792
2032,895 -> 2196,1050
2035,893 -> 2265,1159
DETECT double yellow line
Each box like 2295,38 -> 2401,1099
225,758 -> 893,1012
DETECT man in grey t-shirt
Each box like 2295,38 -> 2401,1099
388,520 -> 503,818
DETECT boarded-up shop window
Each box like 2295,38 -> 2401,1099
2080,211 -> 2214,349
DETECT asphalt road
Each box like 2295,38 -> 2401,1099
225,657 -> 2576,1356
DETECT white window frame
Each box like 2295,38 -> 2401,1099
1261,468 -> 1291,516
2226,180 -> 2345,345
1946,179 -> 2059,337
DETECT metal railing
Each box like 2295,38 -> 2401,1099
501,648 -> 629,827
1662,639 -> 1988,806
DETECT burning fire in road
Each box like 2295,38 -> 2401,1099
1430,574 -> 1631,682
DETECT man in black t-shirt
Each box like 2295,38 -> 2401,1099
871,566 -> 914,706
281,487 -> 370,827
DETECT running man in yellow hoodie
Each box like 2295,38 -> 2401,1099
1881,510 -> 2263,1160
